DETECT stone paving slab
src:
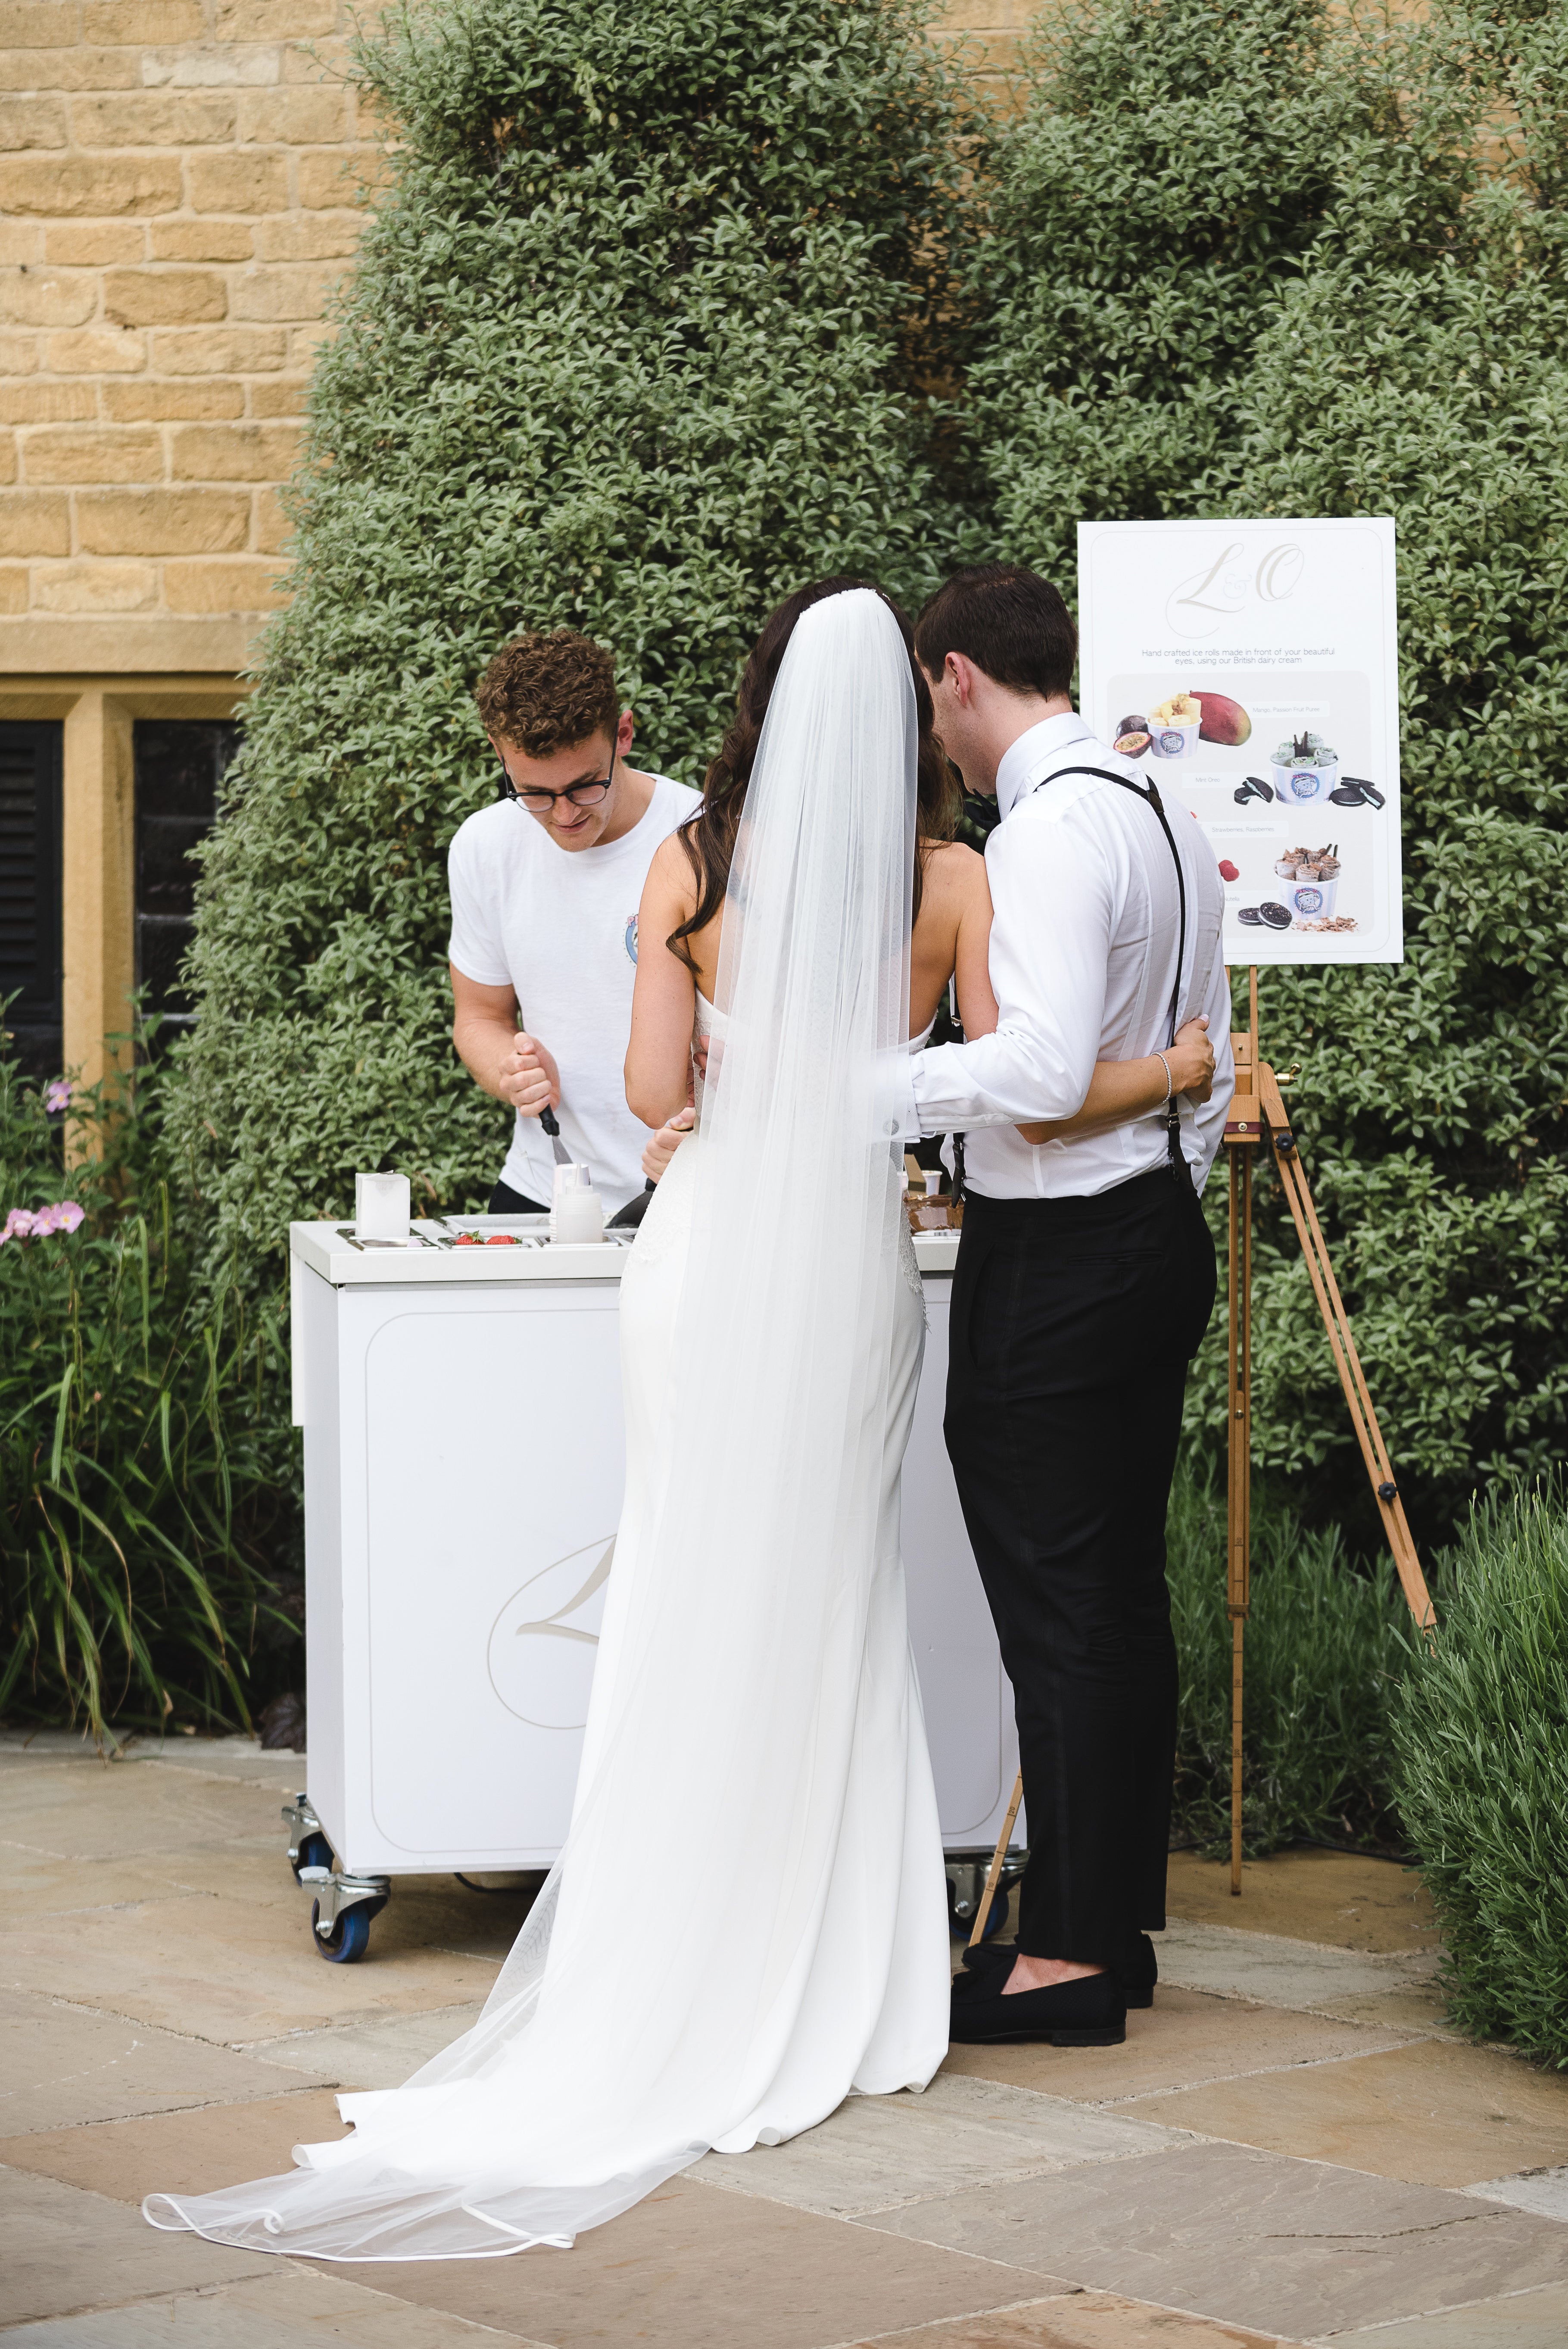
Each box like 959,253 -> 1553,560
245,1865 -> 527,1968
1465,2163 -> 1568,2221
0,1753 -> 289,1865
0,1848 -> 221,1922
857,2141 -> 1568,2341
1306,1987 -> 1461,2040
694,2073 -> 1189,2218
0,2167 -> 277,2329
0,1732 -> 305,1787
850,2292 -> 1305,2346
1153,1921 -> 1441,2014
0,1985 -> 335,2135
125,1739 -> 310,1787
343,2172 -> 1080,2349
0,1886 -> 504,2047
20,1835 -> 538,1964
1308,2280 -> 1568,2346
1128,2038 -> 1568,2189
243,2003 -> 485,2090
1165,1854 -> 1438,1956
0,2087 -> 351,2204
0,2264 -> 532,2347
940,1987 -> 1418,2107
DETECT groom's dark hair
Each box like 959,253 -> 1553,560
914,564 -> 1077,700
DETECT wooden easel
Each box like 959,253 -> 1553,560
968,972 -> 1437,1949
1222,965 -> 1435,1891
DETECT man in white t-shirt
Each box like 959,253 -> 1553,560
449,630 -> 701,1216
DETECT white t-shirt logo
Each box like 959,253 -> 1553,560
624,915 -> 639,965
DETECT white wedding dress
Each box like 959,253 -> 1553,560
144,587 -> 949,2262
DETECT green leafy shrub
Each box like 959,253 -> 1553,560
1391,1485 -> 1568,2066
0,1037 -> 296,1740
967,0 -> 1568,1536
167,0 -> 975,1295
1168,1464 -> 1411,1855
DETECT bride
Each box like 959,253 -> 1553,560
145,582 -> 1211,2263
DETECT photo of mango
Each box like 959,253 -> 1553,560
1193,691 -> 1252,746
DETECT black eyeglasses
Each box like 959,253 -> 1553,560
495,749 -> 616,813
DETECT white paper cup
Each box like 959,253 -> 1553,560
1283,876 -> 1340,922
1150,715 -> 1200,759
1272,758 -> 1337,805
355,1171 -> 410,1242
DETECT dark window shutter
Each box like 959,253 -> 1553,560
134,718 -> 239,1039
0,721 -> 64,1079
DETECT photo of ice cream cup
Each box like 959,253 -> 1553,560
1285,876 -> 1339,919
1270,727 -> 1338,804
1274,845 -> 1343,924
1148,691 -> 1201,758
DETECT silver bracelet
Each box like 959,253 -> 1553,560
1155,1052 -> 1173,1104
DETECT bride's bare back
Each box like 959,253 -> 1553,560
626,833 -> 994,1129
626,829 -> 1213,1153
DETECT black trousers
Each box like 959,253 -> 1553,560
944,1166 -> 1216,1963
488,1177 -> 550,1215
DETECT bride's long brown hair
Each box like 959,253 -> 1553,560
669,577 -> 962,965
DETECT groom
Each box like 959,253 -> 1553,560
905,563 -> 1233,2048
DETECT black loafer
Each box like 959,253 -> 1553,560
949,1964 -> 1126,2046
1118,1932 -> 1157,2010
963,1934 -> 1155,2009
958,1938 -> 1016,1978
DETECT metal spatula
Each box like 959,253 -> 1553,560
540,1105 -> 588,1184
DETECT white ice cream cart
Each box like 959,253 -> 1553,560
284,1215 -> 1025,1960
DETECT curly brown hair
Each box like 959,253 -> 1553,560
474,630 -> 620,756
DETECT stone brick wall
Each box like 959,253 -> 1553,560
933,0 -> 1029,109
0,2 -> 1028,672
0,0 -> 386,671
0,0 -> 1028,1084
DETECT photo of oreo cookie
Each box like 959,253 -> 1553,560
1237,906 -> 1264,926
1329,776 -> 1387,810
1260,902 -> 1293,930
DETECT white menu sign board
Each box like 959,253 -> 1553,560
1076,517 -> 1402,963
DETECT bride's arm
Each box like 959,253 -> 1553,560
951,854 -> 1215,1140
625,836 -> 698,1129
1018,1019 -> 1214,1143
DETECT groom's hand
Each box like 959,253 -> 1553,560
643,1106 -> 695,1182
499,1032 -> 560,1118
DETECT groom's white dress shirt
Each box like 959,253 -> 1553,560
905,711 -> 1234,1199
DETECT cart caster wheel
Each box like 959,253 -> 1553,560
291,1831 -> 333,1882
947,1878 -> 1012,1943
311,1898 -> 370,1963
950,1885 -> 1011,1942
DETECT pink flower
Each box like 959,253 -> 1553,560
1,1200 -> 84,1243
44,1079 -> 71,1115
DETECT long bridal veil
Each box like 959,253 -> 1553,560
144,587 -> 944,2262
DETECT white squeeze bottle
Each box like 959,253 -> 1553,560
550,1164 -> 605,1245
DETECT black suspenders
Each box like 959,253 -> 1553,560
1028,764 -> 1194,1187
